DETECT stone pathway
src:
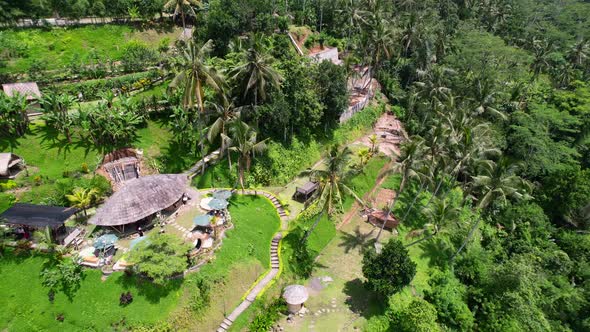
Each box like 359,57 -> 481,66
196,189 -> 288,332
217,233 -> 282,332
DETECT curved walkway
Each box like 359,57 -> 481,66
198,189 -> 287,332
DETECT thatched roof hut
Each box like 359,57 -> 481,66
89,174 -> 188,226
283,285 -> 309,313
0,153 -> 23,179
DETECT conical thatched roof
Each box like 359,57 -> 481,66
89,174 -> 188,226
283,285 -> 309,305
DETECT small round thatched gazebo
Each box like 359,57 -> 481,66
89,174 -> 189,232
283,285 -> 309,313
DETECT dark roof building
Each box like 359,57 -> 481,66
0,203 -> 77,228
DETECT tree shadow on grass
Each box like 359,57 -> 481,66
343,278 -> 386,319
114,273 -> 183,304
338,226 -> 375,254
418,237 -> 453,269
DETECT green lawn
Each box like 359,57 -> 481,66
0,119 -> 196,207
0,195 -> 281,331
173,194 -> 281,330
1,25 -> 180,74
0,253 -> 182,331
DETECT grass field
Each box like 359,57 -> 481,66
0,195 -> 280,331
0,253 -> 182,331
1,24 -> 180,73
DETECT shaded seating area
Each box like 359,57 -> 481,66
366,209 -> 399,230
293,181 -> 319,202
0,203 -> 78,244
0,153 -> 24,179
89,174 -> 189,233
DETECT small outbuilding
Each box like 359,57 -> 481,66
283,285 -> 309,314
0,203 -> 78,243
367,209 -> 399,230
0,153 -> 24,179
2,82 -> 42,114
89,174 -> 190,232
293,181 -> 318,202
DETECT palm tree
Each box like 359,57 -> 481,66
452,157 -> 532,259
567,38 -> 589,69
222,121 -> 267,191
170,39 -> 224,172
301,145 -> 363,243
357,148 -> 371,167
164,0 -> 201,30
66,187 -> 99,218
229,35 -> 283,108
170,39 -> 223,112
207,93 -> 241,169
375,137 -> 427,242
405,196 -> 460,247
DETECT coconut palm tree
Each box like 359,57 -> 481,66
170,39 -> 224,172
170,39 -> 223,112
207,93 -> 241,169
452,157 -> 532,259
222,120 -> 267,191
66,187 -> 99,218
375,136 -> 427,242
229,35 -> 283,108
301,145 -> 363,243
405,195 -> 460,247
164,0 -> 201,30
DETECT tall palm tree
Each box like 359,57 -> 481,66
207,93 -> 241,169
567,38 -> 589,69
164,0 -> 201,30
405,196 -> 460,247
229,35 -> 283,108
222,121 -> 267,191
66,187 -> 99,218
375,137 -> 427,242
170,40 -> 224,172
170,39 -> 223,112
452,157 -> 532,259
301,145 -> 363,242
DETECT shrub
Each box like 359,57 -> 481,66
0,180 -> 17,192
248,298 -> 287,332
187,277 -> 211,314
121,40 -> 159,73
290,238 -> 314,278
362,239 -> 416,297
119,291 -> 133,306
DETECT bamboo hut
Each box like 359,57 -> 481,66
89,174 -> 189,232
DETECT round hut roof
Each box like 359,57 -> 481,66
89,174 -> 188,226
282,285 -> 309,305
